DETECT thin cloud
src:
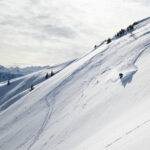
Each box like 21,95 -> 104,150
0,0 -> 149,67
127,0 -> 150,5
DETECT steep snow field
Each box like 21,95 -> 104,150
0,17 -> 150,150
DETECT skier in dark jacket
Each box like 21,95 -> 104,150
119,73 -> 123,79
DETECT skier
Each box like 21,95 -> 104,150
119,73 -> 123,79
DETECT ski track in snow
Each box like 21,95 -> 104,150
132,43 -> 150,65
26,33 -> 150,150
105,119 -> 150,149
27,95 -> 55,150
1,17 -> 150,150
26,57 -> 96,150
120,42 -> 150,87
14,93 -> 55,150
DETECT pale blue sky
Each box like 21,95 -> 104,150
0,0 -> 149,67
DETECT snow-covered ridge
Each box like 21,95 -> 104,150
0,17 -> 150,150
0,60 -> 75,111
0,60 -> 77,82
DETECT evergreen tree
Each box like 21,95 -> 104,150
7,79 -> 10,86
133,22 -> 138,26
107,38 -> 111,44
51,70 -> 54,77
45,73 -> 49,79
30,84 -> 34,91
127,25 -> 134,32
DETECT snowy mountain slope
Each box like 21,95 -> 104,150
0,17 -> 150,150
0,60 -> 74,112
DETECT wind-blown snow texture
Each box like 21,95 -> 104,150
0,17 -> 150,150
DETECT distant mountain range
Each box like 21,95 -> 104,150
0,65 -> 50,82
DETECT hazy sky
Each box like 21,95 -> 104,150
0,0 -> 149,67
